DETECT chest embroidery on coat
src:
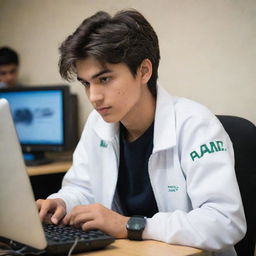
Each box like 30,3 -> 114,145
190,141 -> 227,161
168,185 -> 179,192
100,140 -> 108,148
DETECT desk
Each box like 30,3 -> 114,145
26,161 -> 72,176
76,239 -> 210,256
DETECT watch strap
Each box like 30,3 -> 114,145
126,216 -> 146,241
127,229 -> 144,241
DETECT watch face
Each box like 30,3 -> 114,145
127,217 -> 146,231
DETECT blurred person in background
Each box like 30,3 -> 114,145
0,46 -> 21,88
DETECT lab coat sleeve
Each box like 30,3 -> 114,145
143,113 -> 246,251
47,117 -> 95,213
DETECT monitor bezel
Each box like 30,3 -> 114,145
0,85 -> 70,153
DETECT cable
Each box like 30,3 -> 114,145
0,246 -> 45,256
0,246 -> 26,256
1,237 -> 79,256
67,238 -> 78,256
0,248 -> 24,255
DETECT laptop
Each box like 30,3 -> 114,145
0,98 -> 115,255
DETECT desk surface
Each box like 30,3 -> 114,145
26,161 -> 71,176
76,239 -> 208,256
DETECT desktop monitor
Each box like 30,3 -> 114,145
0,85 -> 78,165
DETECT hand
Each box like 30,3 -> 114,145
63,203 -> 129,239
36,198 -> 66,225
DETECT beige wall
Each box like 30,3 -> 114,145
0,0 -> 255,133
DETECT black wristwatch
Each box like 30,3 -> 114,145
126,216 -> 147,240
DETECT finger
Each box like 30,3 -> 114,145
51,205 -> 66,225
62,205 -> 88,225
38,201 -> 53,222
62,213 -> 71,225
81,220 -> 99,232
44,213 -> 54,224
36,199 -> 43,211
72,212 -> 94,227
66,212 -> 76,226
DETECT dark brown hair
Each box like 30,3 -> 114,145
0,47 -> 19,66
59,9 -> 160,97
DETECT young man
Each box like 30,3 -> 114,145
37,10 -> 246,255
0,47 -> 20,88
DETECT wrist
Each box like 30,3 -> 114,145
121,216 -> 129,238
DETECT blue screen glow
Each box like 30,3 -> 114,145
0,90 -> 64,145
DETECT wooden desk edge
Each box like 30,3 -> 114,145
26,161 -> 72,176
76,239 -> 209,256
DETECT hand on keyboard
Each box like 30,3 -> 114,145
36,198 -> 67,224
63,203 -> 130,239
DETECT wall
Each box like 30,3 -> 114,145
0,0 -> 255,133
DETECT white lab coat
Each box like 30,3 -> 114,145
49,86 -> 246,256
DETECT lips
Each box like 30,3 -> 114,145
96,106 -> 111,115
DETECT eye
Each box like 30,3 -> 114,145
81,81 -> 90,87
99,76 -> 111,84
77,77 -> 90,88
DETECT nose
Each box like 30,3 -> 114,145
87,84 -> 104,105
6,73 -> 13,82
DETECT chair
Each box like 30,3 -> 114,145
216,115 -> 256,256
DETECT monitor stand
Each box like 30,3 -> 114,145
23,152 -> 52,166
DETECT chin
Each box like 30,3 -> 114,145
101,115 -> 120,123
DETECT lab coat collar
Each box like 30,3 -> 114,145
93,85 -> 177,151
153,85 -> 176,153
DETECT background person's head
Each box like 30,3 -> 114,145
59,9 -> 160,97
0,47 -> 19,88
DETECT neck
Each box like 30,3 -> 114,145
121,87 -> 156,142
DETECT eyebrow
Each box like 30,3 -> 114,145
77,68 -> 112,83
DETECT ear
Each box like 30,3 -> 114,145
139,59 -> 152,85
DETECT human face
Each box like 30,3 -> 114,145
0,64 -> 18,87
76,57 -> 145,124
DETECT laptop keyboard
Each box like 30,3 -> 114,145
43,223 -> 115,254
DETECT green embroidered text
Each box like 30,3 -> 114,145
190,141 -> 226,161
100,140 -> 108,148
168,185 -> 179,192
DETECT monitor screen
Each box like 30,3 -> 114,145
0,86 -> 74,165
0,90 -> 64,145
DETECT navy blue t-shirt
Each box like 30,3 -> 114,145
117,122 -> 158,218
